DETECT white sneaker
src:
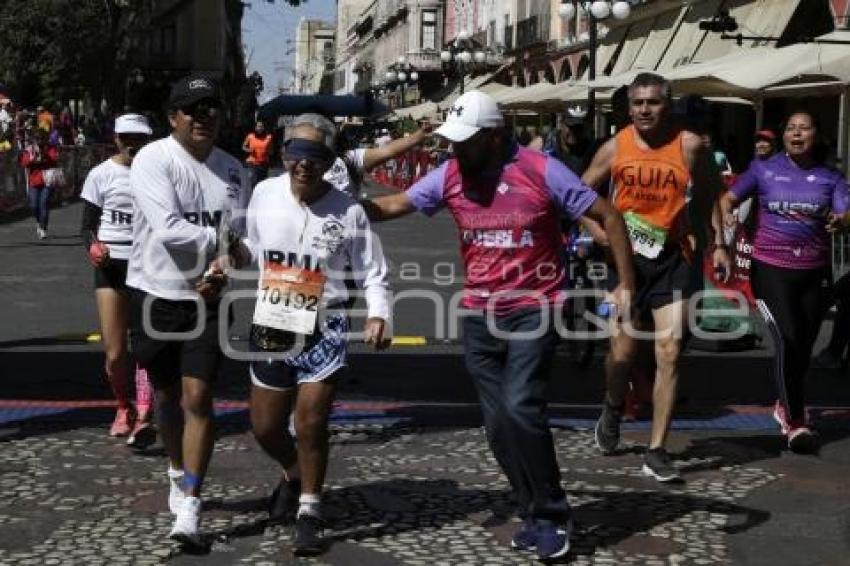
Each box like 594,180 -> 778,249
36,227 -> 47,240
169,495 -> 202,547
167,468 -> 185,515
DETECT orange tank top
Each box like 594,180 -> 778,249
611,125 -> 691,252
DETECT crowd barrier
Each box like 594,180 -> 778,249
0,144 -> 114,215
367,148 -> 438,191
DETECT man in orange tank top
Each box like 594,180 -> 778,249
582,73 -> 731,482
243,120 -> 273,185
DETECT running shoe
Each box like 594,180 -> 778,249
594,402 -> 622,454
772,400 -> 791,435
293,513 -> 325,556
788,425 -> 819,454
109,406 -> 136,437
126,420 -> 156,449
535,518 -> 572,560
642,447 -> 681,482
36,227 -> 47,240
510,518 -> 538,551
268,477 -> 301,525
169,495 -> 203,548
168,468 -> 186,515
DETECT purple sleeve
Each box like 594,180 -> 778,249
832,172 -> 850,215
730,162 -> 759,200
406,162 -> 448,217
544,156 -> 598,219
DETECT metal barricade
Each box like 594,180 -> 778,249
832,232 -> 850,282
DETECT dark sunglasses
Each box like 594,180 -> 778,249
178,99 -> 221,118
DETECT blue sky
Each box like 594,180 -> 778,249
242,0 -> 336,103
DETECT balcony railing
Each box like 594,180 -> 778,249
516,14 -> 550,49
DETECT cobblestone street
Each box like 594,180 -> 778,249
1,402 -> 849,565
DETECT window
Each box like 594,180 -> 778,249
421,10 -> 436,50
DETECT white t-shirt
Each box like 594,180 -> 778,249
244,173 -> 389,321
127,136 -> 250,300
80,159 -> 134,260
323,148 -> 366,198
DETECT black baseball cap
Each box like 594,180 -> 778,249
168,74 -> 221,110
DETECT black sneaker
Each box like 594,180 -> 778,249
595,402 -> 622,454
642,448 -> 681,482
268,478 -> 300,525
293,514 -> 325,557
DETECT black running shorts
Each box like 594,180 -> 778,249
94,259 -> 128,290
128,288 -> 231,389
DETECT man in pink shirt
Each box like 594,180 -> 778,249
363,91 -> 634,559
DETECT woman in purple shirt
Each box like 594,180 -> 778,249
720,111 -> 850,453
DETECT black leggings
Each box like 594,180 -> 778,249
750,260 -> 828,422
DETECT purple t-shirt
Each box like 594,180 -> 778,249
407,145 -> 598,312
731,153 -> 849,269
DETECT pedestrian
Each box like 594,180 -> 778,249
242,120 -> 273,185
720,110 -> 850,453
238,113 -> 390,556
754,129 -> 777,160
324,121 -> 432,198
701,131 -> 733,175
18,128 -> 59,239
126,74 -> 250,546
544,113 -> 591,175
80,114 -> 157,447
362,90 -> 635,560
582,72 -> 731,482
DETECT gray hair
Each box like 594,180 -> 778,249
628,72 -> 672,102
285,113 -> 337,150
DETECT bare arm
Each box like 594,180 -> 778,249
682,131 -> 725,248
719,190 -> 740,231
359,192 -> 418,222
582,197 -> 634,291
362,129 -> 429,171
579,138 -> 617,245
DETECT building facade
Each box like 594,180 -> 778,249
295,19 -> 336,94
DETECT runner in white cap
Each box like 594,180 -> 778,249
80,113 -> 156,447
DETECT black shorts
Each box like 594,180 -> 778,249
94,259 -> 128,290
607,248 -> 696,319
128,288 -> 231,389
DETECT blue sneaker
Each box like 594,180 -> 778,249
510,518 -> 538,550
536,518 -> 572,560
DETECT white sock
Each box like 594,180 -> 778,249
167,466 -> 184,479
297,493 -> 321,519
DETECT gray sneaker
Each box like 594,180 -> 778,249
595,402 -> 622,454
642,448 -> 681,482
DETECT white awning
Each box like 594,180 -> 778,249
665,31 -> 850,98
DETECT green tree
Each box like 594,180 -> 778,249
0,0 -> 147,110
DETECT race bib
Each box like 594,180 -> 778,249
253,264 -> 326,335
623,211 -> 667,259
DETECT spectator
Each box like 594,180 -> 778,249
517,126 -> 533,146
242,120 -> 273,185
0,101 -> 12,135
37,105 -> 54,132
18,129 -> 60,239
754,129 -> 776,160
701,132 -> 733,175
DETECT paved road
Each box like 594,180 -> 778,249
1,187 -> 850,564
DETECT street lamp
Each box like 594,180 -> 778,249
440,32 -> 495,95
383,57 -> 419,109
559,1 -> 632,136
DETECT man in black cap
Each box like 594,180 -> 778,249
127,73 -> 250,547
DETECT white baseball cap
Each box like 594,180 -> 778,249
114,113 -> 152,135
436,90 -> 504,143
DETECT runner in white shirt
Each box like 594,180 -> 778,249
80,113 -> 156,448
322,123 -> 432,198
126,75 -> 250,549
237,114 -> 390,557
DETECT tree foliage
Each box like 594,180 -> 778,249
0,0 -> 143,108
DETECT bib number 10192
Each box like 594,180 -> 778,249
253,264 -> 326,335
